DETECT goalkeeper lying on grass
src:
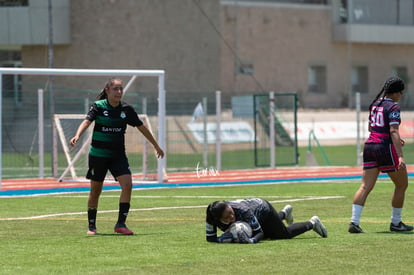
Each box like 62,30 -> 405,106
205,198 -> 327,243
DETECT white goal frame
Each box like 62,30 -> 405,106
54,113 -> 154,182
0,67 -> 166,187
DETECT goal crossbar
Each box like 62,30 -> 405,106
0,67 -> 166,187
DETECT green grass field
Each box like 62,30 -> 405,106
1,179 -> 414,274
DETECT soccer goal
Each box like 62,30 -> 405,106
0,67 -> 166,188
54,113 -> 157,182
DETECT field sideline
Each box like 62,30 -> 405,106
2,165 -> 414,197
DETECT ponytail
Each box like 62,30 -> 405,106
96,78 -> 122,100
97,89 -> 106,100
369,76 -> 404,114
368,88 -> 384,112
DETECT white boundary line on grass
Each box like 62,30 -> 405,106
0,195 -> 344,221
52,195 -> 316,199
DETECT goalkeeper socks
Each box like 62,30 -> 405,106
286,222 -> 313,238
88,207 -> 97,229
351,204 -> 363,225
391,207 -> 402,225
117,202 -> 130,225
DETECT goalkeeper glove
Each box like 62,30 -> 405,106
236,230 -> 257,244
218,232 -> 233,243
248,238 -> 257,244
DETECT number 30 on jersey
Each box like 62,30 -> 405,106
370,106 -> 384,127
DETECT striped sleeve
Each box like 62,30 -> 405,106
206,222 -> 218,242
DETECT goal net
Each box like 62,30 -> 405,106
0,68 -> 166,187
54,113 -> 159,183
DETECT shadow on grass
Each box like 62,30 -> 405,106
89,233 -> 135,237
375,231 -> 414,234
84,231 -> 167,237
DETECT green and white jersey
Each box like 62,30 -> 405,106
86,99 -> 143,158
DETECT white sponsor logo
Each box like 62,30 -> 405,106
389,112 -> 400,119
102,127 -> 122,132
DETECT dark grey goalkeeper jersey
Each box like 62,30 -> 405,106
206,198 -> 271,242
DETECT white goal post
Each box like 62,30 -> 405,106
0,67 -> 166,187
54,113 -> 155,183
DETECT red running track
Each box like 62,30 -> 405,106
2,165 -> 414,191
0,166 -> 364,191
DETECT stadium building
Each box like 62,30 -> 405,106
1,0 -> 414,112
1,0 -> 414,176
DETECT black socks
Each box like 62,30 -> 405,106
88,207 -> 97,229
117,202 -> 130,225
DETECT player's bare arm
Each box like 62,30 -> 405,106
390,124 -> 405,169
136,125 -> 164,158
70,120 -> 92,146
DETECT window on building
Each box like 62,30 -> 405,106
230,0 -> 328,4
308,65 -> 326,93
0,0 -> 28,7
237,60 -> 254,75
392,66 -> 409,84
0,50 -> 22,106
339,0 -> 348,23
392,66 -> 409,106
338,0 -> 414,26
351,66 -> 368,94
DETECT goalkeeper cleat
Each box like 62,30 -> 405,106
310,216 -> 327,238
114,223 -> 134,235
390,222 -> 414,232
282,204 -> 293,225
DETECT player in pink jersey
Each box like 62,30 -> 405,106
349,76 -> 413,233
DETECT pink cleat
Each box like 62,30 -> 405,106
114,224 -> 134,235
87,228 -> 97,235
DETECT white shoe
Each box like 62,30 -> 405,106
310,216 -> 327,238
282,205 -> 293,225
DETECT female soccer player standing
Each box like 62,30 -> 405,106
349,76 -> 412,233
70,78 -> 164,235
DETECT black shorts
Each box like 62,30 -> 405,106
259,201 -> 289,239
86,154 -> 131,181
363,143 -> 398,173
